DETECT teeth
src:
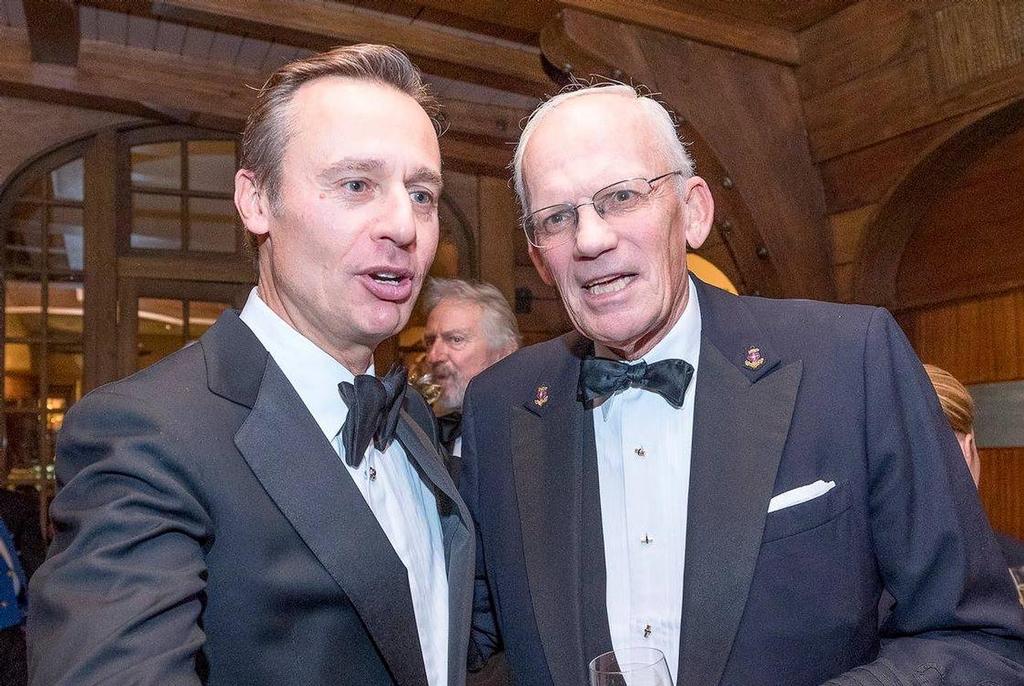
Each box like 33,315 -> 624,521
372,273 -> 401,282
587,275 -> 631,295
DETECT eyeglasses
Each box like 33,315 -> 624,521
523,171 -> 683,249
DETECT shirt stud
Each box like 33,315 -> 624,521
634,446 -> 646,457
643,624 -> 652,638
641,533 -> 653,545
368,466 -> 377,481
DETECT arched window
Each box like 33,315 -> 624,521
1,147 -> 86,485
1,126 -> 249,491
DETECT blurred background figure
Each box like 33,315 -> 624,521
423,279 -> 520,456
925,363 -> 1024,566
0,489 -> 45,686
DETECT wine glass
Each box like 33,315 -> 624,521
1009,566 -> 1024,607
589,646 -> 673,686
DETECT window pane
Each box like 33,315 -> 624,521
5,280 -> 43,340
47,281 -> 84,343
188,197 -> 236,253
4,343 -> 41,410
132,192 -> 182,250
131,142 -> 181,190
6,203 -> 44,272
4,411 -> 42,473
47,206 -> 85,271
187,140 -> 235,193
50,158 -> 84,202
187,300 -> 231,340
137,298 -> 184,370
46,348 -> 83,410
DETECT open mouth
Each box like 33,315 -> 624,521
583,273 -> 636,296
361,268 -> 414,302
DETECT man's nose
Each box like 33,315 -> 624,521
573,204 -> 618,257
426,338 -> 445,363
372,188 -> 418,246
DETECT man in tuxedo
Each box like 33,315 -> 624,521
422,278 -> 520,457
0,489 -> 44,686
28,44 -> 475,686
460,83 -> 1024,685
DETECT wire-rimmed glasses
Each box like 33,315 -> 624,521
523,171 -> 683,250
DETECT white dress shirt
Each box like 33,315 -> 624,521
593,277 -> 701,685
240,288 -> 449,686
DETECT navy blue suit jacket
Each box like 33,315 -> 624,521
461,279 -> 1024,685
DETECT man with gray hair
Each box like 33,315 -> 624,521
459,82 -> 1024,685
423,278 -> 520,457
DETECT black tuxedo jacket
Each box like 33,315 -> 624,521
27,312 -> 475,686
461,279 -> 1024,685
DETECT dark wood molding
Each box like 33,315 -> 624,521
23,0 -> 80,66
852,97 -> 1024,307
557,0 -> 800,66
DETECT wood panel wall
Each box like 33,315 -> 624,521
797,0 -> 1024,303
897,289 -> 1024,540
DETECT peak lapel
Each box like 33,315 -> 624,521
235,361 -> 428,686
512,337 -> 596,685
677,282 -> 802,686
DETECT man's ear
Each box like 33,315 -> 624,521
681,176 -> 715,251
528,244 -> 555,286
235,169 -> 270,239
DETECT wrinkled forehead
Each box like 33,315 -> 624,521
522,93 -> 663,202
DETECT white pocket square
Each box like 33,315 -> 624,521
767,480 -> 836,513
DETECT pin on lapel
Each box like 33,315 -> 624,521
534,385 -> 549,407
744,346 -> 765,370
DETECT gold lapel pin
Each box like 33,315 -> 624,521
744,346 -> 765,370
534,385 -> 549,407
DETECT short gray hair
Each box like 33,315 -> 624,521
423,278 -> 521,353
511,82 -> 695,221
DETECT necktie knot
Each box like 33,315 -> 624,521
338,364 -> 408,467
578,355 -> 694,409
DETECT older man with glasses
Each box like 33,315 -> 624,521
458,82 -> 1024,685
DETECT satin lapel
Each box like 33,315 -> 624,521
395,411 -> 474,686
677,336 -> 802,686
512,337 -> 592,686
235,361 -> 428,686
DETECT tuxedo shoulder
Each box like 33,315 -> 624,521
65,341 -> 212,426
737,294 -> 887,347
469,333 -> 577,396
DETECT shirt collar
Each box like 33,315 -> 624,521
594,275 -> 702,418
238,287 -> 371,441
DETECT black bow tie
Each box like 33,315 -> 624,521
338,364 -> 408,467
436,412 -> 462,451
578,356 -> 694,409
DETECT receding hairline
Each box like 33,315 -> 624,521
512,83 -> 693,217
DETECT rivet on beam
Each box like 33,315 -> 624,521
719,219 -> 733,233
562,62 -> 574,73
756,246 -> 769,259
721,176 -> 734,189
612,68 -> 623,79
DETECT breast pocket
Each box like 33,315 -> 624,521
761,483 -> 850,543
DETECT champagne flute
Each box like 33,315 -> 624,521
589,647 -> 673,686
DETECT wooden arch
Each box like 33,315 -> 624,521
852,97 -> 1024,307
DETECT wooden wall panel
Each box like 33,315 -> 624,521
800,0 -> 1024,163
980,448 -> 1024,540
898,288 -> 1024,540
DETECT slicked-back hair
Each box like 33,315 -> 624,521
511,82 -> 695,224
423,278 -> 521,353
239,43 -> 441,254
924,364 -> 975,435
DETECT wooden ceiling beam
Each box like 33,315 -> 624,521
0,27 -> 525,170
557,0 -> 800,66
23,0 -> 80,66
144,0 -> 552,96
